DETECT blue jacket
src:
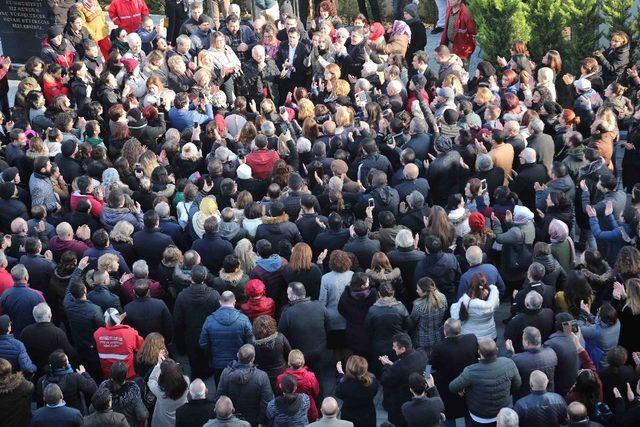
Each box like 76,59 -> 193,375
191,233 -> 234,276
199,307 -> 253,370
87,285 -> 122,313
589,215 -> 634,266
458,263 -> 506,300
31,403 -> 83,427
0,283 -> 45,338
168,104 -> 213,132
0,334 -> 36,373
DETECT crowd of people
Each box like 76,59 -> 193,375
1,0 -> 640,426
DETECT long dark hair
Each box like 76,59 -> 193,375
157,359 -> 188,400
460,273 -> 489,321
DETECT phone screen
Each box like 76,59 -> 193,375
423,364 -> 432,377
368,198 -> 374,208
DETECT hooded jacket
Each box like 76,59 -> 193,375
0,372 -> 34,427
199,307 -> 253,370
246,149 -> 280,180
93,323 -> 144,379
241,296 -> 276,323
250,255 -> 289,308
413,252 -> 461,305
215,362 -> 274,427
255,214 -> 303,249
97,380 -> 148,426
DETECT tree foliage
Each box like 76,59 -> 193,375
563,0 -> 603,72
468,0 -> 531,63
527,0 -> 570,62
601,0 -> 634,37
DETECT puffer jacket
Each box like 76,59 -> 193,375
365,297 -> 411,359
450,285 -> 500,339
254,214 -> 303,249
514,390 -> 567,427
266,393 -> 310,427
562,146 -> 588,181
532,254 -> 567,290
253,332 -> 290,386
0,335 -> 36,374
412,252 -> 461,306
276,367 -> 319,422
427,150 -> 465,206
241,296 -> 276,323
199,307 -> 253,370
215,362 -> 274,427
357,184 -> 400,219
510,346 -> 558,399
0,372 -> 34,427
449,356 -> 521,419
96,380 -> 148,427
99,206 -> 143,232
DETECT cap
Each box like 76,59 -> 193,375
121,57 -> 139,74
47,25 -> 63,40
61,139 -> 77,157
1,167 -> 19,183
573,78 -> 591,91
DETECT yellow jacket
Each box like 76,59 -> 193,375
76,3 -> 109,41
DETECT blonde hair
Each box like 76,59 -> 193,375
260,98 -> 275,114
624,278 -> 640,315
334,79 -> 351,97
334,106 -> 352,127
537,67 -> 554,85
97,253 -> 119,272
288,349 -> 305,369
297,99 -> 315,122
443,74 -> 463,95
193,68 -> 211,87
325,63 -> 341,82
197,50 -> 214,70
139,150 -> 159,177
167,55 -> 185,72
475,87 -> 493,105
110,220 -> 134,243
235,238 -> 256,274
136,332 -> 167,365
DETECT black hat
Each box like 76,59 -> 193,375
476,61 -> 496,78
1,167 -> 18,183
48,25 -> 64,40
0,182 -> 15,200
555,312 -> 574,331
61,139 -> 77,157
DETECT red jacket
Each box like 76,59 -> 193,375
0,269 -> 13,297
246,149 -> 280,180
276,366 -> 320,421
240,296 -> 275,323
94,323 -> 144,379
440,3 -> 477,61
42,78 -> 71,105
49,236 -> 91,260
108,0 -> 150,33
70,193 -> 105,218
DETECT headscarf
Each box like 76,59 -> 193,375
549,218 -> 576,266
391,20 -> 412,38
513,205 -> 534,225
369,23 -> 385,42
102,168 -> 120,186
193,197 -> 221,238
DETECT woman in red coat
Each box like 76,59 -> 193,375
240,279 -> 276,322
275,350 -> 320,422
42,64 -> 71,105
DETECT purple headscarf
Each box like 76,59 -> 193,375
391,20 -> 412,39
549,219 -> 576,266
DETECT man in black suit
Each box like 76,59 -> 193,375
337,28 -> 368,79
430,318 -> 479,425
275,27 -> 310,102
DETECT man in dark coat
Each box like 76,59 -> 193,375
504,291 -> 555,353
0,182 -> 28,234
31,383 -> 83,427
427,136 -> 466,206
243,44 -> 280,105
173,265 -> 220,380
20,302 -> 76,378
19,237 -> 56,294
191,216 -> 234,276
54,140 -> 84,185
356,170 -> 400,219
281,174 -> 321,220
337,273 -> 378,358
514,370 -> 567,427
513,263 -> 556,314
337,28 -> 368,78
402,118 -> 432,161
544,313 -> 580,397
388,230 -> 426,307
275,27 -> 310,100
132,211 -> 174,279
509,147 -> 549,212
380,333 -> 428,427
63,279 -> 105,379
431,318 -> 479,424
278,282 -> 330,373
343,220 -> 381,270
295,194 -> 328,245
506,326 -> 558,400
401,372 -> 445,427
124,279 -> 173,342
215,344 -> 274,427
176,379 -> 216,427
394,164 -> 430,203
0,315 -> 37,374
255,201 -> 303,249
0,264 -> 46,338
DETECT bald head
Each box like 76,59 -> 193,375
529,370 -> 548,391
189,379 -> 207,400
465,246 -> 483,266
320,397 -> 340,418
215,395 -> 235,419
403,163 -> 419,180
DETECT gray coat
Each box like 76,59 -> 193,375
544,331 -> 580,396
29,173 -> 58,212
449,356 -> 522,419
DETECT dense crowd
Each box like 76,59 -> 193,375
2,0 -> 640,426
